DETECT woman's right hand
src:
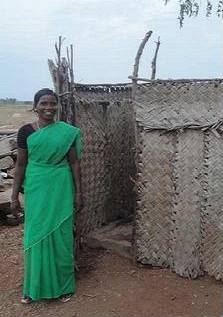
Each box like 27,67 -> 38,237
10,199 -> 21,217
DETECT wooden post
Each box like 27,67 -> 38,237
66,44 -> 76,125
131,31 -> 153,99
151,37 -> 161,80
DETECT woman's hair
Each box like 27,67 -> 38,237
33,88 -> 58,105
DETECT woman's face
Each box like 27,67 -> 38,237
34,94 -> 58,121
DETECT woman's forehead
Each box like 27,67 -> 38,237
38,94 -> 57,102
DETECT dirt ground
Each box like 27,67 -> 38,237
0,106 -> 223,317
0,224 -> 222,317
0,104 -> 33,127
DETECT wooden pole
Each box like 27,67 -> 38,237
151,37 -> 161,80
131,30 -> 153,98
54,36 -> 66,119
66,44 -> 76,125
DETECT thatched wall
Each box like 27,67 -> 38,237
61,85 -> 136,235
134,79 -> 223,280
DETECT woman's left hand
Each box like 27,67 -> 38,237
74,193 -> 83,212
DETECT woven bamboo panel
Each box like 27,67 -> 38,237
106,101 -> 125,221
201,132 -> 223,280
106,100 -> 136,222
171,131 -> 204,278
73,85 -> 134,231
120,100 -> 136,214
135,81 -> 223,129
75,100 -> 109,234
74,97 -> 135,235
135,129 -> 174,267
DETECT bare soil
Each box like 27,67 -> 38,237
0,224 -> 222,317
0,106 -> 222,317
0,104 -> 33,128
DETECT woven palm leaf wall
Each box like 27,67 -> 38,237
135,129 -> 174,268
134,79 -> 223,280
201,132 -> 223,280
171,130 -> 204,278
70,86 -> 135,235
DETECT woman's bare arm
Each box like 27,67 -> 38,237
67,147 -> 83,211
10,149 -> 28,216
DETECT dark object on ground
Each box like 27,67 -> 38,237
6,213 -> 23,226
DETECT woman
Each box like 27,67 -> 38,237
10,88 -> 82,304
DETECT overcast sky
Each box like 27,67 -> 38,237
0,0 -> 221,100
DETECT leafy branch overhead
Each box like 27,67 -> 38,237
163,0 -> 223,27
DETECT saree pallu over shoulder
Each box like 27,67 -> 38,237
27,121 -> 81,164
23,121 -> 81,250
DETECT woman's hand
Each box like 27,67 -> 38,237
74,193 -> 83,212
10,199 -> 22,217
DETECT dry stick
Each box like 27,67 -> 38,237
82,294 -> 97,298
55,36 -> 66,119
66,47 -> 71,77
55,35 -> 65,69
71,44 -> 74,83
55,36 -> 62,95
54,39 -> 61,121
70,44 -> 76,126
131,30 -> 153,98
128,76 -> 152,82
128,76 -> 220,83
151,37 -> 161,80
66,44 -> 76,125
140,119 -> 223,133
67,44 -> 74,85
48,59 -> 56,82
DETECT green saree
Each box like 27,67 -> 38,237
22,121 -> 81,300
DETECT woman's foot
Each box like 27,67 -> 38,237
58,294 -> 72,303
21,295 -> 32,304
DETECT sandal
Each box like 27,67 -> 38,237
21,295 -> 33,304
58,294 -> 72,303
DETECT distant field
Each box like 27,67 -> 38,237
0,104 -> 34,128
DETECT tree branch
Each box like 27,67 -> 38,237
131,30 -> 153,98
